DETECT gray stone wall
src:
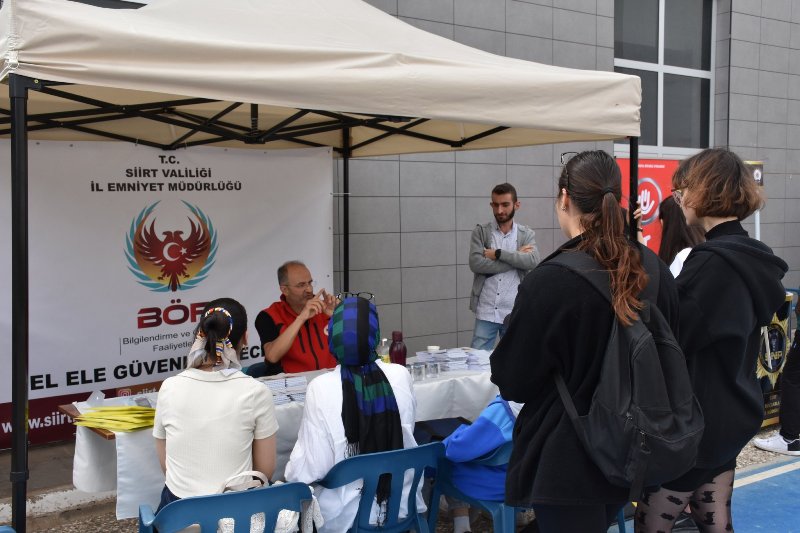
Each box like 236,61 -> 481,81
332,0 -> 613,354
724,0 -> 800,292
332,0 -> 798,354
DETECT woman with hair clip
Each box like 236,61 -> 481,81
490,150 -> 680,532
152,297 -> 278,511
634,148 -> 787,533
285,295 -> 421,533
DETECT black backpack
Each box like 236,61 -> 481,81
548,248 -> 704,501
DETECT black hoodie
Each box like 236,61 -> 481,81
675,220 -> 788,468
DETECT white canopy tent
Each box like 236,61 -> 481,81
1,0 -> 641,529
0,0 -> 640,155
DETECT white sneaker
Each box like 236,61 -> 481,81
753,432 -> 800,456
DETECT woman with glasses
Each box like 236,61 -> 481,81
634,148 -> 787,533
284,295 -> 423,532
254,260 -> 338,375
490,150 -> 680,532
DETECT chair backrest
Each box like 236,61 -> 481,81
139,482 -> 311,533
317,441 -> 444,533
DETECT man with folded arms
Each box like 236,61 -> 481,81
469,183 -> 539,350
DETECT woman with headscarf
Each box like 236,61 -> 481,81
284,295 -> 422,532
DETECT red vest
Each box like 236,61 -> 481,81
263,297 -> 337,373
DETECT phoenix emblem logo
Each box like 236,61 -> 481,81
125,201 -> 218,292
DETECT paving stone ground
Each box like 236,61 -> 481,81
7,429 -> 785,532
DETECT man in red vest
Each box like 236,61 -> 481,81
254,260 -> 338,374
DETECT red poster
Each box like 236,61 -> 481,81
618,159 -> 680,254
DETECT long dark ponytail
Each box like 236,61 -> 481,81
657,196 -> 704,265
559,151 -> 648,326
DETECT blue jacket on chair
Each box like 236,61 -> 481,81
443,395 -> 519,501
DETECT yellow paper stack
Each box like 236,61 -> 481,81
74,406 -> 156,432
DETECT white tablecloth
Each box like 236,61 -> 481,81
71,369 -> 498,519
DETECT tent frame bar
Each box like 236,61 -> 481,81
0,84 -> 513,153
342,127 -> 351,292
629,136 -> 639,242
9,73 -> 39,533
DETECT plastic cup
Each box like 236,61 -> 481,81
425,362 -> 440,379
411,362 -> 426,382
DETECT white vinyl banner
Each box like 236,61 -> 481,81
0,141 -> 333,404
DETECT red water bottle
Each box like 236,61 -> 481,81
389,331 -> 407,366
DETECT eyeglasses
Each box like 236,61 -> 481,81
282,280 -> 314,290
671,188 -> 684,205
560,151 -> 579,192
336,291 -> 374,301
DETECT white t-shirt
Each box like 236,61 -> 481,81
153,368 -> 278,498
284,361 -> 422,533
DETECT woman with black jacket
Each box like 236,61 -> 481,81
490,150 -> 680,532
634,148 -> 788,533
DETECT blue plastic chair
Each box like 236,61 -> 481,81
317,441 -> 444,533
0,526 -> 16,532
427,441 -> 518,533
138,481 -> 312,533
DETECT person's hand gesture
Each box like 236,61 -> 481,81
632,207 -> 650,246
300,295 -> 325,321
320,289 -> 337,317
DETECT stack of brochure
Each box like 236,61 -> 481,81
465,349 -> 491,371
74,405 -> 156,432
415,348 -> 470,371
262,375 -> 308,405
441,348 -> 469,371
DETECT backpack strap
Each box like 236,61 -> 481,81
549,246 -> 660,308
548,250 -> 612,303
553,372 -> 591,447
547,251 -> 610,461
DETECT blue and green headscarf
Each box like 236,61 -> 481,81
328,296 -> 403,457
328,296 -> 403,517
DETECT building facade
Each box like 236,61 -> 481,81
333,0 -> 800,354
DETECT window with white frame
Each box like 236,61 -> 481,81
614,0 -> 715,156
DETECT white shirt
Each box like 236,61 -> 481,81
153,368 -> 278,498
284,362 -> 423,533
476,222 -> 520,323
670,247 -> 692,277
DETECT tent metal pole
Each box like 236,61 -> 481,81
629,136 -> 639,243
342,127 -> 350,292
9,73 -> 36,533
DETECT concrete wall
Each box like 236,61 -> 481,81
332,0 -> 798,354
332,0 -> 613,354
723,0 -> 800,291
